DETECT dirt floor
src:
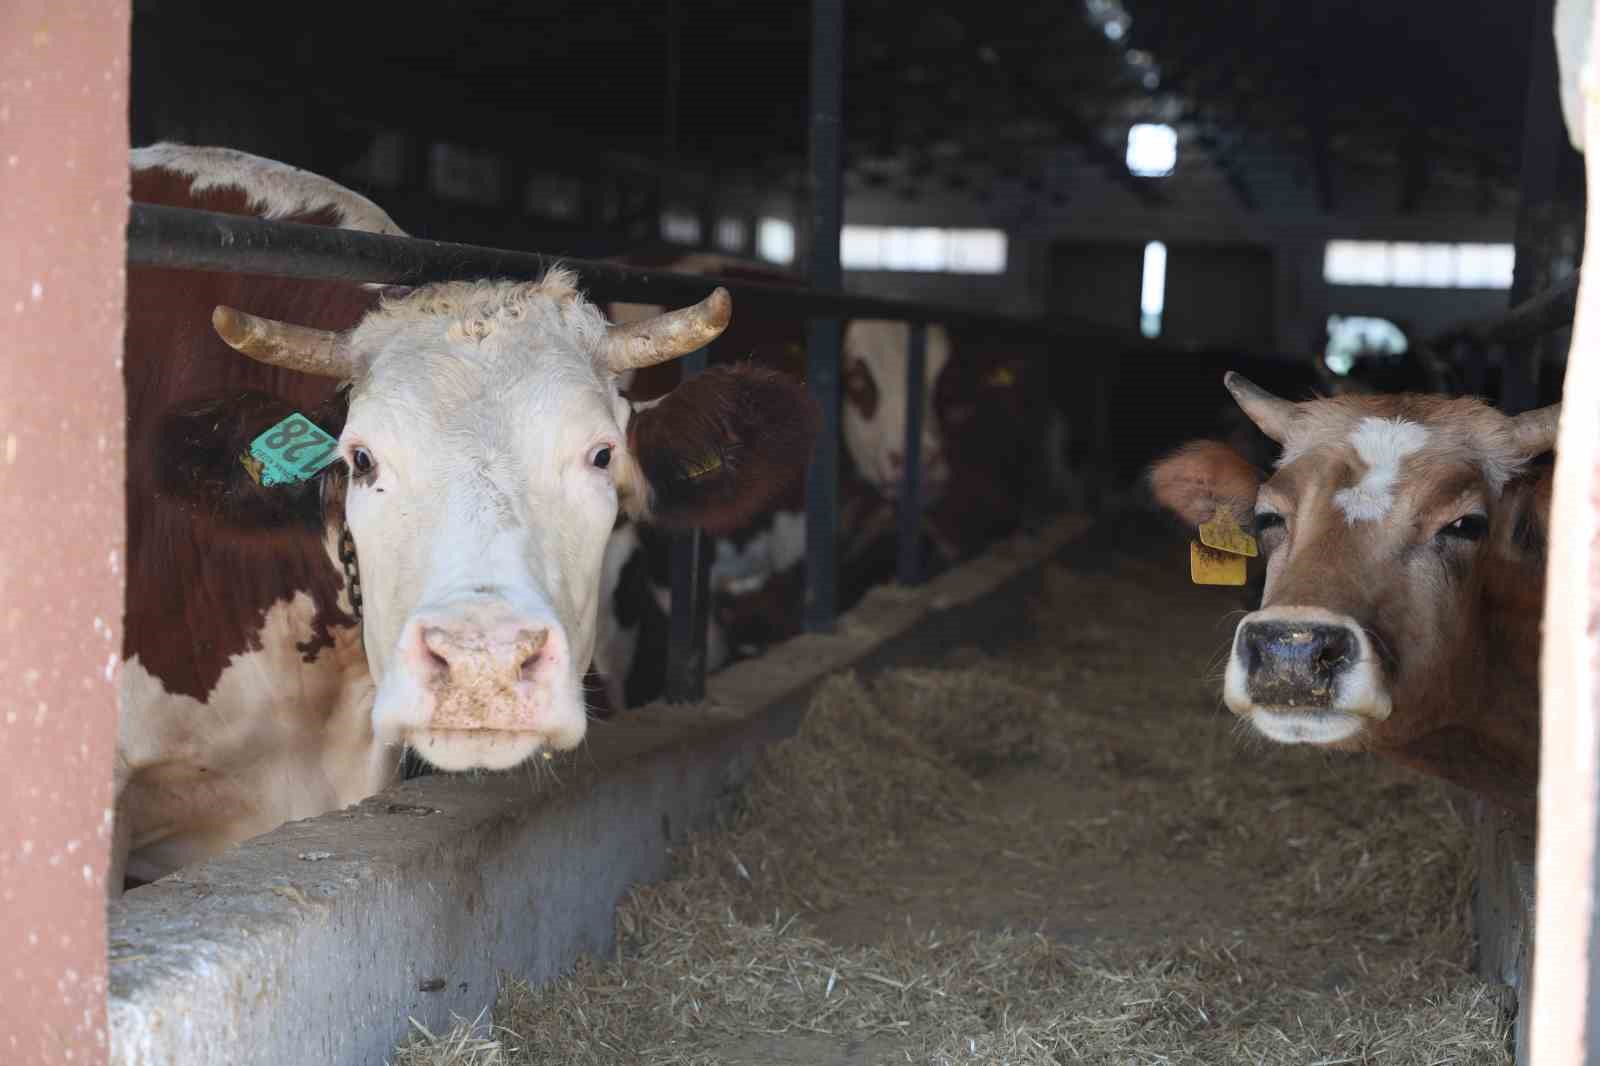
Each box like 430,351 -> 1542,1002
394,526 -> 1513,1065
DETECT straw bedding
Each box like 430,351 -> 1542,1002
393,554 -> 1512,1065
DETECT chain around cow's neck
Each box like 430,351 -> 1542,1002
338,525 -> 363,621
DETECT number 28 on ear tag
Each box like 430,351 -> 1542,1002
246,413 -> 340,487
1198,512 -> 1258,558
1190,541 -> 1247,586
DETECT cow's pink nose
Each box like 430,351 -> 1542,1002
420,623 -> 551,686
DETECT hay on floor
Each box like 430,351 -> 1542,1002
394,562 -> 1512,1066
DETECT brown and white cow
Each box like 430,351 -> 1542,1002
118,146 -> 817,887
1147,372 -> 1557,815
594,253 -> 1073,684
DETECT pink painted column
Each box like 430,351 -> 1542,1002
0,3 -> 130,1064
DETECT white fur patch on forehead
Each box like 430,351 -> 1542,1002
1332,417 -> 1430,523
131,143 -> 405,236
349,267 -> 611,367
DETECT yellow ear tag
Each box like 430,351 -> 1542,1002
1190,541 -> 1248,586
1198,512 -> 1258,558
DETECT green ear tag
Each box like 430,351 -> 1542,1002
247,413 -> 340,486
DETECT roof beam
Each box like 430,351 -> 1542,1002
1053,111 -> 1170,207
1192,128 -> 1258,211
1399,134 -> 1431,213
927,6 -> 1170,209
1306,90 -> 1336,215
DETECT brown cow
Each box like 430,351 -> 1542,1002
1147,372 -> 1557,815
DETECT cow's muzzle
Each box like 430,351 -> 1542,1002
378,597 -> 587,771
1223,607 -> 1390,744
1238,620 -> 1356,708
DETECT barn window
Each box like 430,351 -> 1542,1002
1325,315 -> 1408,375
757,217 -> 796,264
715,217 -> 748,253
945,230 -> 1008,273
881,227 -> 945,271
524,172 -> 582,220
840,226 -> 883,269
344,131 -> 408,190
1140,240 -> 1166,338
1126,123 -> 1177,178
1455,243 -> 1518,288
838,226 -> 1008,274
1323,240 -> 1515,289
1389,242 -> 1455,287
427,142 -> 505,206
660,209 -> 701,245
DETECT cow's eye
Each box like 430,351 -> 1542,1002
1439,514 -> 1488,541
591,445 -> 613,470
1254,511 -> 1286,536
350,447 -> 376,478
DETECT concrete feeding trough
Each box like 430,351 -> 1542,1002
107,515 -> 1088,1066
1470,798 -> 1537,1065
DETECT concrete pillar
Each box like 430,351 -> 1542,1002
0,2 -> 130,1063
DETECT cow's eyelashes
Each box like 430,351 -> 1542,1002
1438,513 -> 1488,542
349,446 -> 376,479
1254,512 -> 1286,537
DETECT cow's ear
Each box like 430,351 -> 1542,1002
1146,440 -> 1262,530
626,364 -> 819,534
152,389 -> 348,532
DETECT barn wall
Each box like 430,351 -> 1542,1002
1046,242 -> 1145,334
0,2 -> 130,1063
826,169 -> 1522,359
1161,243 -> 1277,351
841,267 -> 1041,318
1322,285 -> 1513,340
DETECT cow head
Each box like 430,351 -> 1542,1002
203,270 -> 816,771
1148,373 -> 1557,757
841,319 -> 951,501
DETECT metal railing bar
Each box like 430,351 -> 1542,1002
126,202 -> 1127,345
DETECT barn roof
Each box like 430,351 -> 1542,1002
133,0 -> 1536,222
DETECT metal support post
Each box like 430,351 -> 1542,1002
896,321 -> 929,586
803,0 -> 845,632
665,347 -> 714,701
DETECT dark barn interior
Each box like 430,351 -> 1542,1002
106,1 -> 1582,1061
133,0 -> 1576,386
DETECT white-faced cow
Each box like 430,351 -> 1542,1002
118,145 -> 817,888
1148,372 -> 1556,815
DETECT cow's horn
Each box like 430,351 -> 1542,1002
1223,371 -> 1295,444
1509,403 -> 1561,456
212,306 -> 359,378
600,287 -> 732,373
